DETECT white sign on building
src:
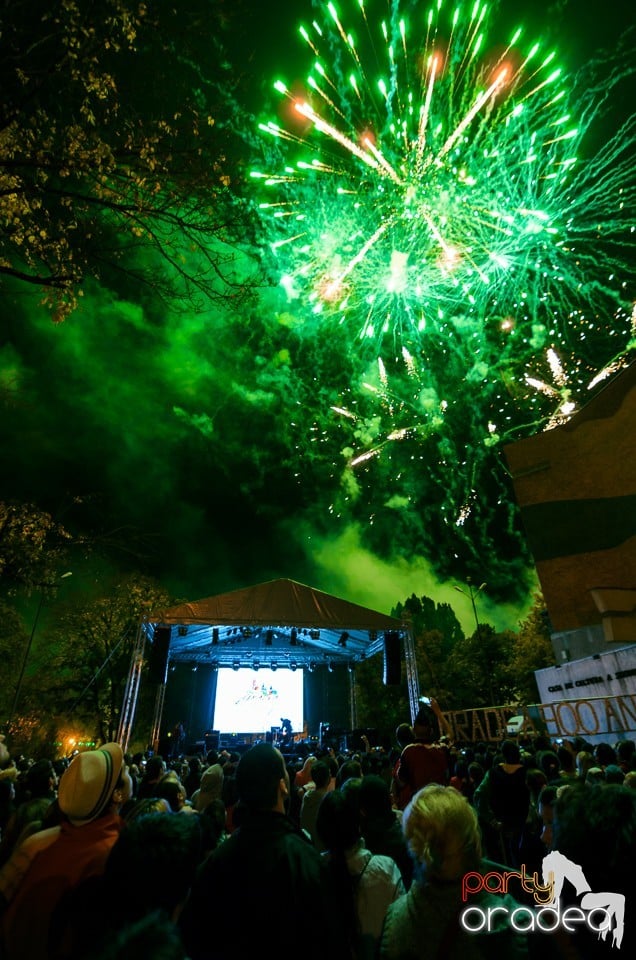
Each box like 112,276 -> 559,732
534,645 -> 636,743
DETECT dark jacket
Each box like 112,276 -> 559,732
180,809 -> 349,960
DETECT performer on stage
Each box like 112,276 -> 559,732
172,721 -> 186,757
280,718 -> 293,747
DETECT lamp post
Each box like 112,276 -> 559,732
454,577 -> 495,704
8,571 -> 72,728
454,577 -> 487,635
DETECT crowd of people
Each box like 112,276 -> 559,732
0,707 -> 635,960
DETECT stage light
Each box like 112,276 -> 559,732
338,632 -> 349,647
290,661 -> 298,671
271,662 -> 278,671
308,661 -> 316,672
309,629 -> 320,640
232,661 -> 240,671
327,661 -> 334,673
253,661 -> 260,671
290,628 -> 298,646
178,626 -> 188,637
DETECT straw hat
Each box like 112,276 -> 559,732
58,743 -> 124,826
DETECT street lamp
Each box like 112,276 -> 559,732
453,577 -> 487,635
454,577 -> 496,704
8,571 -> 73,728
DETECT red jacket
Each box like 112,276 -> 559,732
1,813 -> 122,960
395,741 -> 449,808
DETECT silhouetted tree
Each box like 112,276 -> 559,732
0,0 -> 256,319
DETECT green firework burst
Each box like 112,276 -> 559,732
255,0 -> 635,355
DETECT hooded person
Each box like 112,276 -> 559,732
0,742 -> 131,960
191,764 -> 224,813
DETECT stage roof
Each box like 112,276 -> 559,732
145,578 -> 405,670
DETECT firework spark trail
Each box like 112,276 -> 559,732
255,0 -> 635,353
254,1 -> 635,577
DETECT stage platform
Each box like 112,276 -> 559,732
176,726 -> 380,757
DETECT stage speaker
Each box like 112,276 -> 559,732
148,626 -> 171,683
383,631 -> 401,685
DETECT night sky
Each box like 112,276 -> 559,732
1,0 -> 634,634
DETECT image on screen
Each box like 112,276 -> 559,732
212,668 -> 303,733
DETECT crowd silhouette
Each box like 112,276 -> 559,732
0,715 -> 634,960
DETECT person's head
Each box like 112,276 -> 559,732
467,762 -> 484,787
604,764 -> 625,785
143,756 -> 166,781
315,787 -> 360,853
395,723 -> 414,748
124,798 -> 172,821
25,758 -> 56,797
326,755 -> 338,778
576,750 -> 594,778
594,742 -> 616,768
412,705 -> 440,744
500,740 -> 521,764
526,768 -> 548,799
585,766 -> 605,786
402,784 -> 481,881
533,735 -> 552,753
624,771 -> 636,790
358,774 -> 393,824
235,743 -> 289,813
553,784 -> 636,897
104,813 -> 202,924
616,740 -> 635,766
556,746 -> 575,773
453,759 -> 469,780
538,750 -> 560,781
309,760 -> 331,790
155,776 -> 187,812
339,776 -> 362,819
198,797 -> 227,851
194,764 -> 223,810
57,743 -> 130,826
538,784 -> 558,849
335,758 -> 362,789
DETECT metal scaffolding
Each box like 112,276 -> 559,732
403,627 -> 420,722
349,666 -> 358,730
117,622 -> 146,754
149,681 -> 167,755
